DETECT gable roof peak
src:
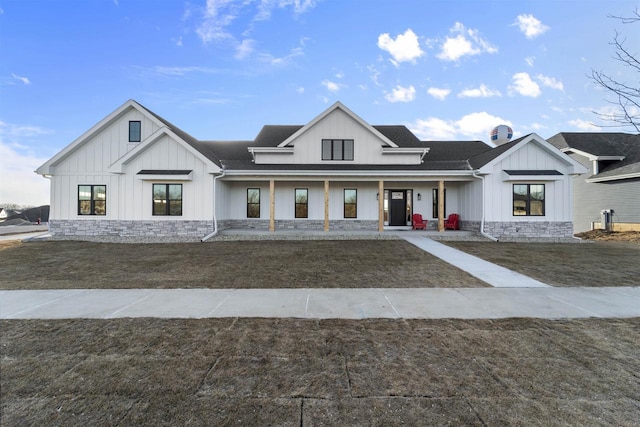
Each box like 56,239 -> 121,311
277,101 -> 399,148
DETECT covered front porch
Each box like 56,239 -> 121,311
217,176 -> 482,233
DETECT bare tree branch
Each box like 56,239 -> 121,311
590,10 -> 640,132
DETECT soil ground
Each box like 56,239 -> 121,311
444,240 -> 640,287
0,240 -> 489,290
2,317 -> 639,426
575,230 -> 640,242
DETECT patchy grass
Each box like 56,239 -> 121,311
0,240 -> 488,290
444,240 -> 640,287
2,318 -> 639,425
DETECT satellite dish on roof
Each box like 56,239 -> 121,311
490,125 -> 513,145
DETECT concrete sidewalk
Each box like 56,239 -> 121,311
2,287 -> 639,320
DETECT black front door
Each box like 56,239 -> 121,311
389,190 -> 406,226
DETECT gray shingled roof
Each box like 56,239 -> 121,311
548,132 -> 640,179
468,135 -> 529,169
134,103 -> 514,172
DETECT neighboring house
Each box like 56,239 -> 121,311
36,100 -> 587,239
548,132 -> 640,232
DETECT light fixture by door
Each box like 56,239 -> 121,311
417,193 -> 422,201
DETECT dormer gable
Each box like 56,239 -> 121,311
250,101 -> 428,165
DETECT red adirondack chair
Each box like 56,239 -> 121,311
412,213 -> 427,230
444,213 -> 460,230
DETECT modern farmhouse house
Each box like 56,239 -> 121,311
36,100 -> 587,239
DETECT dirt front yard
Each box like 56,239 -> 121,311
2,317 -> 639,426
444,240 -> 640,287
0,240 -> 489,289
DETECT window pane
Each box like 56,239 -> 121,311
530,185 -> 544,201
530,200 -> 543,216
295,204 -> 308,218
247,204 -> 260,218
93,185 -> 106,200
322,140 -> 332,160
79,186 -> 91,200
129,121 -> 141,142
333,140 -> 343,160
247,188 -> 260,204
79,200 -> 92,215
169,184 -> 182,200
344,189 -> 357,204
344,140 -> 354,160
94,201 -> 106,215
513,200 -> 527,215
295,189 -> 307,203
153,184 -> 166,200
169,200 -> 182,216
153,200 -> 166,215
344,204 -> 356,218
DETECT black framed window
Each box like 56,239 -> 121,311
432,188 -> 446,218
344,189 -> 357,218
322,139 -> 354,160
129,121 -> 141,142
78,185 -> 106,215
153,184 -> 182,216
247,188 -> 260,218
513,184 -> 545,216
295,188 -> 308,218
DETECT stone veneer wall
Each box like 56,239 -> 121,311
483,221 -> 573,239
49,220 -> 213,237
219,219 -> 378,231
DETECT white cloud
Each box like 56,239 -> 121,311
258,45 -> 304,66
427,87 -> 451,101
514,14 -> 549,39
410,117 -> 457,139
377,29 -> 424,65
409,111 -> 512,141
296,86 -> 305,94
437,22 -> 497,62
385,85 -> 416,103
234,38 -> 255,59
255,0 -> 316,20
11,73 -> 31,85
457,84 -> 501,98
0,123 -> 52,206
536,74 -> 564,90
525,56 -> 535,67
196,0 -> 315,65
322,79 -> 343,93
568,119 -> 600,131
509,72 -> 541,97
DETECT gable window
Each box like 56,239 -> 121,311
129,121 -> 141,142
295,188 -> 308,218
153,184 -> 182,216
247,188 -> 260,218
344,189 -> 357,218
78,185 -> 106,215
513,184 -> 545,216
432,188 -> 446,219
322,139 -> 354,160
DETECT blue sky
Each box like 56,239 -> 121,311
1,0 -> 639,206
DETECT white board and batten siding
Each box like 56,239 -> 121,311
48,111 -> 213,221
255,108 -> 419,165
484,142 -> 573,222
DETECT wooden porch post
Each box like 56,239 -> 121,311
269,179 -> 275,232
324,180 -> 330,232
438,180 -> 445,232
378,180 -> 384,232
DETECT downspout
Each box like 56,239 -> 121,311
472,171 -> 499,242
201,166 -> 226,242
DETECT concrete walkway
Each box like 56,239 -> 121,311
401,235 -> 550,288
2,287 -> 639,320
